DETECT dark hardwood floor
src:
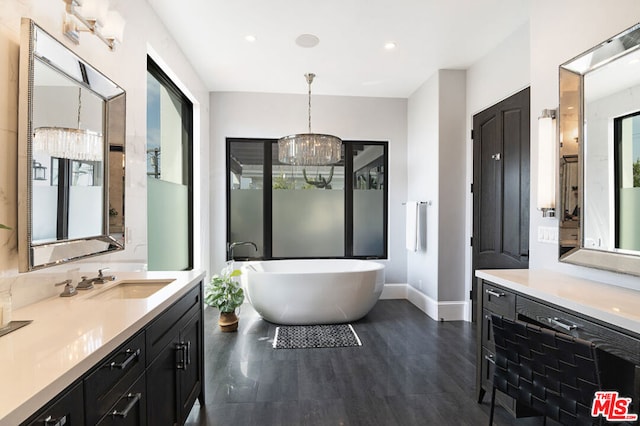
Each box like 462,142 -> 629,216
186,300 -> 544,425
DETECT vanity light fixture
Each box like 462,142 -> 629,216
537,108 -> 557,218
62,0 -> 126,50
278,73 -> 342,166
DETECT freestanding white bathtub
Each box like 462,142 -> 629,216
240,259 -> 385,325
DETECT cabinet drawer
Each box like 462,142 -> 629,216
97,374 -> 146,426
23,381 -> 84,426
146,284 -> 201,363
85,331 -> 146,426
517,296 -> 640,365
482,282 -> 516,317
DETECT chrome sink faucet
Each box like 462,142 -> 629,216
227,241 -> 258,260
77,268 -> 116,290
55,279 -> 77,297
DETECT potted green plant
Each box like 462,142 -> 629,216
204,264 -> 244,332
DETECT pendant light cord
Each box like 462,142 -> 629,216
77,87 -> 82,129
305,73 -> 315,133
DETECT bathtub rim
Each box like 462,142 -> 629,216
239,258 -> 385,275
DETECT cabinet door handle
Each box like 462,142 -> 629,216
485,289 -> 505,298
484,354 -> 496,365
43,415 -> 67,426
109,348 -> 141,370
185,340 -> 191,366
110,393 -> 141,418
176,342 -> 187,370
549,317 -> 578,331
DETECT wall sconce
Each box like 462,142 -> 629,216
62,0 -> 125,50
537,108 -> 557,217
32,160 -> 47,181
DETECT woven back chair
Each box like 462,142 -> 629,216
489,315 -> 602,425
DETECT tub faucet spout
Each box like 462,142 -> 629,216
228,241 -> 258,260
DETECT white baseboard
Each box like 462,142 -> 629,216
381,283 -> 468,322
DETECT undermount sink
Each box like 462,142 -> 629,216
88,280 -> 174,300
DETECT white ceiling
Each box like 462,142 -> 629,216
146,0 -> 530,98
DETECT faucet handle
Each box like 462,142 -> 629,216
55,279 -> 77,297
98,268 -> 116,282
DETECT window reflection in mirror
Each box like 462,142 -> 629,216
32,68 -> 105,244
615,112 -> 640,251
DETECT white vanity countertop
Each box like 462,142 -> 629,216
476,269 -> 640,336
0,269 -> 205,426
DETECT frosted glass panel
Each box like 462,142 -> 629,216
147,178 -> 189,270
229,191 -> 263,258
32,186 -> 58,242
354,190 -> 384,256
352,144 -> 386,257
273,190 -> 344,257
69,186 -> 103,239
619,188 -> 640,250
147,60 -> 193,270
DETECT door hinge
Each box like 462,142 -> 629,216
470,129 -> 474,140
469,290 -> 473,300
470,183 -> 473,193
470,237 -> 473,246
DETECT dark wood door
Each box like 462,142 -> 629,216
146,332 -> 180,426
178,311 -> 203,421
472,88 -> 530,320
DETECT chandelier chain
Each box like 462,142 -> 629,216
77,87 -> 82,128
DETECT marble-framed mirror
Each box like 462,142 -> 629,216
17,18 -> 125,271
559,22 -> 640,275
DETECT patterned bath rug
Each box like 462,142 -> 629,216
273,324 -> 362,349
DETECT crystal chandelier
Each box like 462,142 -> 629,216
278,73 -> 342,166
33,87 -> 103,162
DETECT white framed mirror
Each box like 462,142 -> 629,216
18,18 -> 126,271
559,22 -> 640,275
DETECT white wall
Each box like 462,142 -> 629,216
407,75 -> 439,299
209,92 -> 408,282
529,0 -> 640,289
0,0 -> 210,308
406,70 -> 467,318
438,70 -> 467,302
464,23 -> 530,317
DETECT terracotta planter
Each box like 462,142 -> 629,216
218,311 -> 239,332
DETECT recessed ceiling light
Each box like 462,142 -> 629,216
384,41 -> 397,50
245,35 -> 257,43
295,34 -> 320,48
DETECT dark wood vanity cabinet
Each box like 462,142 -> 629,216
20,281 -> 203,426
476,277 -> 640,418
23,382 -> 84,426
146,285 -> 204,426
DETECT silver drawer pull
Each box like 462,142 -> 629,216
485,289 -> 505,298
109,348 -> 141,370
484,354 -> 496,365
110,393 -> 141,418
43,415 -> 67,426
549,317 -> 577,331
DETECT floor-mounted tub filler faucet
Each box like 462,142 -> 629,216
76,268 -> 117,290
228,241 -> 258,260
